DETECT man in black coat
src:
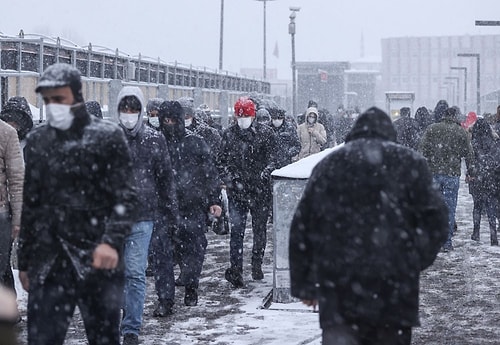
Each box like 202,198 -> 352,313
269,108 -> 301,168
116,86 -> 178,345
218,97 -> 277,288
157,100 -> 221,308
393,107 -> 420,150
17,63 -> 138,345
289,107 -> 448,345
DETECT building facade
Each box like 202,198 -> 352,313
382,34 -> 500,114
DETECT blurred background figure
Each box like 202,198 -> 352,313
85,100 -> 103,119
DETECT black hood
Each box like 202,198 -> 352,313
345,107 -> 397,143
159,100 -> 185,141
0,96 -> 34,139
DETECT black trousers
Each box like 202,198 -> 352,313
27,257 -> 124,345
322,324 -> 412,345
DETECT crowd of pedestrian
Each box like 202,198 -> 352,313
2,62 -> 500,345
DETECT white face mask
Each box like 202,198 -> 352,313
307,116 -> 316,124
46,104 -> 74,130
184,118 -> 193,127
149,117 -> 160,128
237,117 -> 253,129
272,119 -> 284,128
120,113 -> 139,129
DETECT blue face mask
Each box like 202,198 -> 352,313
149,117 -> 160,128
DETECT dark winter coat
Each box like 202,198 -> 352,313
117,87 -> 178,232
159,101 -> 220,214
186,119 -> 222,163
18,104 -> 138,284
271,120 -> 301,168
393,115 -> 420,150
420,116 -> 473,177
218,120 -> 277,204
289,107 -> 448,330
469,119 -> 500,197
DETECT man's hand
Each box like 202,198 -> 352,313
11,225 -> 20,239
19,271 -> 29,292
210,205 -> 222,218
92,243 -> 119,270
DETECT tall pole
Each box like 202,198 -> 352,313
255,0 -> 275,80
289,7 -> 300,116
451,66 -> 467,112
219,0 -> 224,70
458,53 -> 481,114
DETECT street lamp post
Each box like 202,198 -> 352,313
458,53 -> 481,114
219,0 -> 224,70
255,0 -> 276,80
450,66 -> 467,112
289,7 -> 300,116
445,76 -> 460,107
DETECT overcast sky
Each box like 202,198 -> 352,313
2,0 -> 500,79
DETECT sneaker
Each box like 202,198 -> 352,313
225,267 -> 244,288
251,264 -> 264,280
152,299 -> 174,317
184,287 -> 198,306
122,333 -> 139,345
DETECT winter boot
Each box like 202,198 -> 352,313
184,287 -> 198,306
490,227 -> 498,246
122,333 -> 139,345
471,229 -> 480,241
153,299 -> 174,317
251,262 -> 264,280
225,267 -> 244,288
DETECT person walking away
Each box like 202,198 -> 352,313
218,97 -> 277,288
420,106 -> 474,252
116,86 -> 178,345
289,107 -> 448,345
297,107 -> 327,160
468,118 -> 500,245
158,100 -> 221,307
17,63 -> 138,345
393,107 -> 419,150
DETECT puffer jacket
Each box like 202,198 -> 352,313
297,121 -> 327,160
0,120 -> 24,226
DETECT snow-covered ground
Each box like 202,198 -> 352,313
13,174 -> 500,344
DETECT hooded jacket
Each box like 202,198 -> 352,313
18,103 -> 138,284
289,107 -> 448,329
0,96 -> 34,141
159,101 -> 220,214
117,87 -> 178,230
297,109 -> 327,160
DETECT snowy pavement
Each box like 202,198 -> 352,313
13,175 -> 500,344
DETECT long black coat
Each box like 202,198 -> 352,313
393,116 -> 420,150
289,107 -> 448,329
159,101 -> 220,214
18,104 -> 138,284
218,121 -> 277,204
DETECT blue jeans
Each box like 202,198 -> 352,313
433,175 -> 460,248
121,221 -> 153,336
